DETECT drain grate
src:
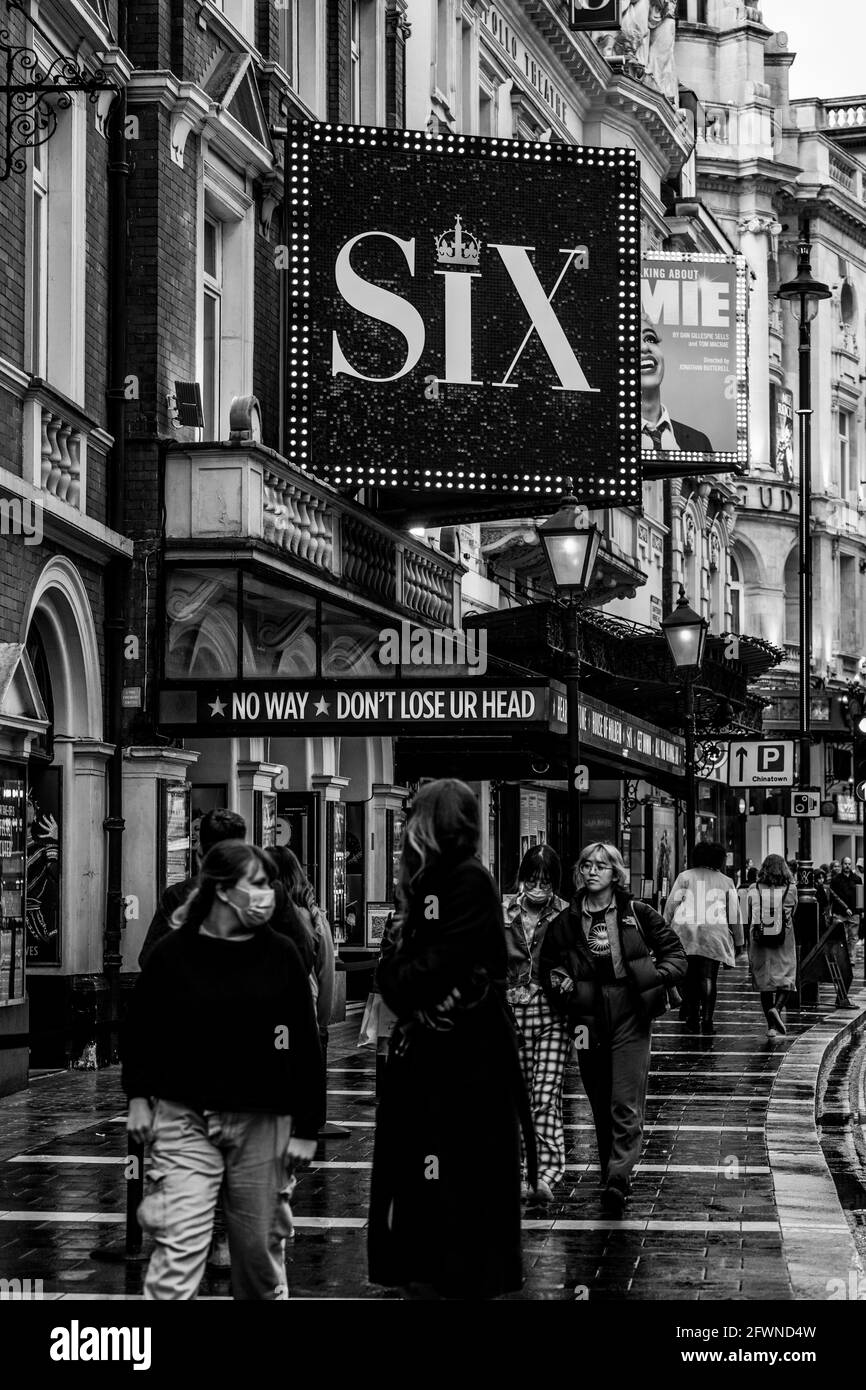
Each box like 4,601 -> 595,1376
852,1211 -> 866,1226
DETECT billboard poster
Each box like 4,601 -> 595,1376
640,253 -> 749,477
285,123 -> 641,521
770,383 -> 795,483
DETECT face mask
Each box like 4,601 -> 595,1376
222,885 -> 275,929
522,884 -> 551,905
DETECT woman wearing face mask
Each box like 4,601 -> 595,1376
502,844 -> 569,1205
123,842 -> 325,1300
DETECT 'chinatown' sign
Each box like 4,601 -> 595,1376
283,124 -> 641,520
159,683 -> 564,735
640,253 -> 749,478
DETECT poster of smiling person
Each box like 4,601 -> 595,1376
640,253 -> 749,478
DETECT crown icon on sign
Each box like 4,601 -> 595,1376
434,215 -> 482,267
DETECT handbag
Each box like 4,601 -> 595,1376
749,886 -> 790,947
357,991 -> 397,1048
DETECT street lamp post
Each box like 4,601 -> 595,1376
538,481 -> 602,863
738,796 -> 748,887
777,221 -> 830,959
661,586 -> 708,868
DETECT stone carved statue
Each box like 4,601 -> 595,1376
596,0 -> 679,108
647,1 -> 679,106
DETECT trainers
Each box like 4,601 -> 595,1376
531,1178 -> 555,1205
767,1028 -> 780,1041
601,1178 -> 628,1216
767,1008 -> 787,1036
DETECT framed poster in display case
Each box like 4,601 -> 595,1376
0,765 -> 26,1003
644,803 -> 676,906
254,791 -> 278,848
326,800 -> 349,944
366,901 -> 394,949
581,801 -> 618,849
25,764 -> 61,966
158,782 -> 191,890
385,807 -> 406,903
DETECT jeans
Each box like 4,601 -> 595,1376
139,1100 -> 295,1300
576,984 -> 652,1189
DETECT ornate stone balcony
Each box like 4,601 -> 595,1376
164,442 -> 462,628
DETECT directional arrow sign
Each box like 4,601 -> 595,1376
727,740 -> 795,787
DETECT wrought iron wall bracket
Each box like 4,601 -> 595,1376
1,4 -> 119,180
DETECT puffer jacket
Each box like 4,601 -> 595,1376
539,889 -> 687,1038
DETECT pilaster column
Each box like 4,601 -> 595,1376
122,746 -> 200,972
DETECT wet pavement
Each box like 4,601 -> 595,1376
0,962 -> 862,1300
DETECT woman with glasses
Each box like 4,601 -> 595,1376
502,844 -> 569,1205
540,841 -> 686,1216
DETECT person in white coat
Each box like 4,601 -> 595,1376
663,841 -> 743,1035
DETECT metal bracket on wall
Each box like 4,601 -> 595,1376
0,0 -> 119,181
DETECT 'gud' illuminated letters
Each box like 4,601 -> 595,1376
331,218 -> 595,391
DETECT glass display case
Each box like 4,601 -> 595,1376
159,782 -> 191,889
326,800 -> 348,944
0,766 -> 26,1005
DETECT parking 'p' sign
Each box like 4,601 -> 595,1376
727,740 -> 795,788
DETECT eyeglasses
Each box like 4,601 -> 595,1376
524,874 -> 551,887
579,861 -> 613,875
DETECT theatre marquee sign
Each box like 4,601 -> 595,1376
159,683 -> 565,735
283,123 -> 641,517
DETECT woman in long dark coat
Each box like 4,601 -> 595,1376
368,779 -> 533,1300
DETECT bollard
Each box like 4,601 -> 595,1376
90,1130 -> 147,1263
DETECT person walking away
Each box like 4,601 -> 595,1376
123,842 -> 325,1300
368,779 -> 532,1300
746,854 -> 798,1040
138,809 -> 246,967
663,841 -> 743,1035
540,841 -> 686,1217
502,844 -> 569,1205
828,856 -> 863,964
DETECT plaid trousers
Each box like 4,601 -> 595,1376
511,990 -> 570,1187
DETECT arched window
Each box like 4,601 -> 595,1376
783,549 -> 799,646
729,555 -> 742,635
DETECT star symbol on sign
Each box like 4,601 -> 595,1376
208,696 -> 227,718
314,696 -> 329,716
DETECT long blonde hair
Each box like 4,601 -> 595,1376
397,779 -> 480,905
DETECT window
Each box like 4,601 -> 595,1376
26,83 -> 85,401
783,548 -> 799,646
839,408 -> 855,498
840,554 -> 858,655
350,0 -> 381,124
351,0 -> 361,119
202,216 -> 223,440
165,568 -> 239,678
729,555 -> 741,636
279,0 -> 299,89
457,18 -> 474,131
437,0 -> 451,102
31,137 -> 48,377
